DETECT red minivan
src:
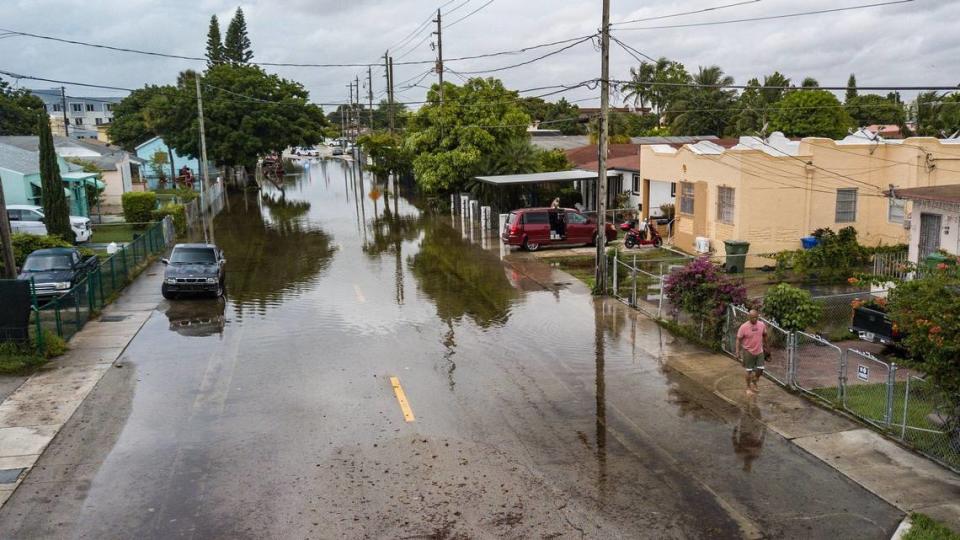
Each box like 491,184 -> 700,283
501,207 -> 617,251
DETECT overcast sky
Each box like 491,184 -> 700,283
1,0 -> 957,110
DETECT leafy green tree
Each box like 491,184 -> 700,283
913,91 -> 960,137
769,89 -> 852,139
735,72 -> 792,135
623,57 -> 690,115
151,66 -> 326,171
357,131 -> 411,178
845,73 -> 858,103
520,97 -> 584,135
622,61 -> 656,111
536,148 -> 572,172
205,15 -> 225,67
845,94 -> 906,127
371,99 -> 409,130
0,81 -> 46,136
107,85 -> 173,151
481,136 -> 541,176
801,77 -> 819,88
666,65 -> 736,136
761,283 -> 822,331
405,78 -> 530,193
223,7 -> 253,65
37,114 -> 74,242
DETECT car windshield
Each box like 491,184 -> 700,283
170,248 -> 216,264
22,255 -> 72,272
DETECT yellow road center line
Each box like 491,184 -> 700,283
390,376 -> 416,422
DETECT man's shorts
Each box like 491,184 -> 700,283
742,351 -> 765,372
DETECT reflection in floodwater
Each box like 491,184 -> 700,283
731,397 -> 766,472
409,217 -> 518,329
163,298 -> 226,338
214,192 -> 336,318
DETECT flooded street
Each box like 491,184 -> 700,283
0,159 -> 901,538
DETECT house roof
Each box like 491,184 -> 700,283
0,142 -> 41,175
886,184 -> 960,204
0,135 -> 138,171
530,135 -> 590,151
134,136 -> 163,152
566,144 -> 639,169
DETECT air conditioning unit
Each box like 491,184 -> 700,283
694,236 -> 711,254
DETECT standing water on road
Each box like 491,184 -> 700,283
0,158 -> 902,538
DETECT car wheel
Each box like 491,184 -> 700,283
523,238 -> 540,252
161,287 -> 176,300
212,280 -> 225,298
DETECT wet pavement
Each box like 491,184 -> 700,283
0,158 -> 903,538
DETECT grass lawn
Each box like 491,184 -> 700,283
905,513 -> 960,540
90,224 -> 140,243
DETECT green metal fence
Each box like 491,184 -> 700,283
26,217 -> 175,352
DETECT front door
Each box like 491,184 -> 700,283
918,213 -> 942,260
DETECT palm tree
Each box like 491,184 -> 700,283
667,66 -> 736,136
622,62 -> 655,111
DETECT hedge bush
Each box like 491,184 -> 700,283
10,233 -> 71,268
762,283 -> 822,331
121,191 -> 157,225
153,203 -> 187,237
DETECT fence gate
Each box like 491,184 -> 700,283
793,332 -> 844,403
843,349 -> 895,429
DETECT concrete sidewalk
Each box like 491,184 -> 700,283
0,262 -> 165,507
661,346 -> 960,531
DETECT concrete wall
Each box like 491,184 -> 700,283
908,200 -> 960,264
0,168 -> 30,206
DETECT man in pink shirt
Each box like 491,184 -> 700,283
735,309 -> 769,392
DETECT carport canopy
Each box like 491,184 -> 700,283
473,169 -> 615,185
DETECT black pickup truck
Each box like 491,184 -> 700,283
851,305 -> 901,345
17,247 -> 98,300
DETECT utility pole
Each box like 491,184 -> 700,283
594,0 -> 611,291
347,82 -> 354,142
433,9 -> 444,99
0,174 -> 17,278
386,54 -> 396,133
60,86 -> 69,137
367,65 -> 374,131
355,75 -> 360,142
194,74 -> 210,244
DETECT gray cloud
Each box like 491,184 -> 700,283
1,0 -> 957,109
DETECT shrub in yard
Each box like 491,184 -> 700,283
792,226 -> 870,282
762,283 -> 823,331
10,233 -> 71,268
664,256 -> 747,339
153,203 -> 187,237
0,330 -> 65,374
888,263 -> 960,440
121,191 -> 157,225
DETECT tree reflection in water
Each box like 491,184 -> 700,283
214,193 -> 335,318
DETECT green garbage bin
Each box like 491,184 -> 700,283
723,240 -> 750,273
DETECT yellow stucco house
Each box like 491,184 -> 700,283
638,131 -> 960,265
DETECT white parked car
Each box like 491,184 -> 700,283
6,204 -> 92,243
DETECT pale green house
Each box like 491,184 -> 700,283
0,141 -> 98,217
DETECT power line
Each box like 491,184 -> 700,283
444,0 -> 495,28
456,35 -> 596,75
611,0 -> 761,26
613,0 -> 914,31
607,78 -> 960,92
610,35 -> 656,64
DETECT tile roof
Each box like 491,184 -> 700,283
0,142 -> 40,175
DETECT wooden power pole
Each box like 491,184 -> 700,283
594,0 -> 611,291
367,66 -> 374,131
433,10 -> 444,98
388,56 -> 396,132
0,174 -> 17,278
60,86 -> 69,138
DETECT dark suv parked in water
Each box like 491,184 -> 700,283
161,244 -> 226,299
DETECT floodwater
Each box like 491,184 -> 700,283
0,158 -> 902,538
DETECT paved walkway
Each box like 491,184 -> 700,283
0,263 -> 164,507
660,343 -> 960,532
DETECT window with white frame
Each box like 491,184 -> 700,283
717,186 -> 735,224
95,118 -> 103,125
52,103 -> 62,112
105,103 -> 115,112
679,182 -> 695,215
70,103 -> 82,113
888,197 -> 905,223
85,103 -> 95,112
74,117 -> 83,126
835,188 -> 858,222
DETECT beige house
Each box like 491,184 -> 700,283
638,131 -> 960,264
889,184 -> 960,264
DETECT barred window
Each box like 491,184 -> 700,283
835,188 -> 858,223
679,182 -> 695,215
717,186 -> 735,224
888,197 -> 905,223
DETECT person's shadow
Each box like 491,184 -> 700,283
731,395 -> 766,472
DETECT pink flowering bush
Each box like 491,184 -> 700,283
664,256 -> 747,338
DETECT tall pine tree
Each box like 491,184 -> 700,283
205,15 -> 224,67
37,114 -> 74,243
845,73 -> 858,103
224,8 -> 253,65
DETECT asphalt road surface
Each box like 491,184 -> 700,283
0,159 -> 902,538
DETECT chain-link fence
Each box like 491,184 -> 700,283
13,217 -> 176,353
899,376 -> 960,472
610,250 -> 665,318
842,348 -> 896,429
723,305 -> 792,385
793,331 -> 844,403
809,289 -> 889,342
